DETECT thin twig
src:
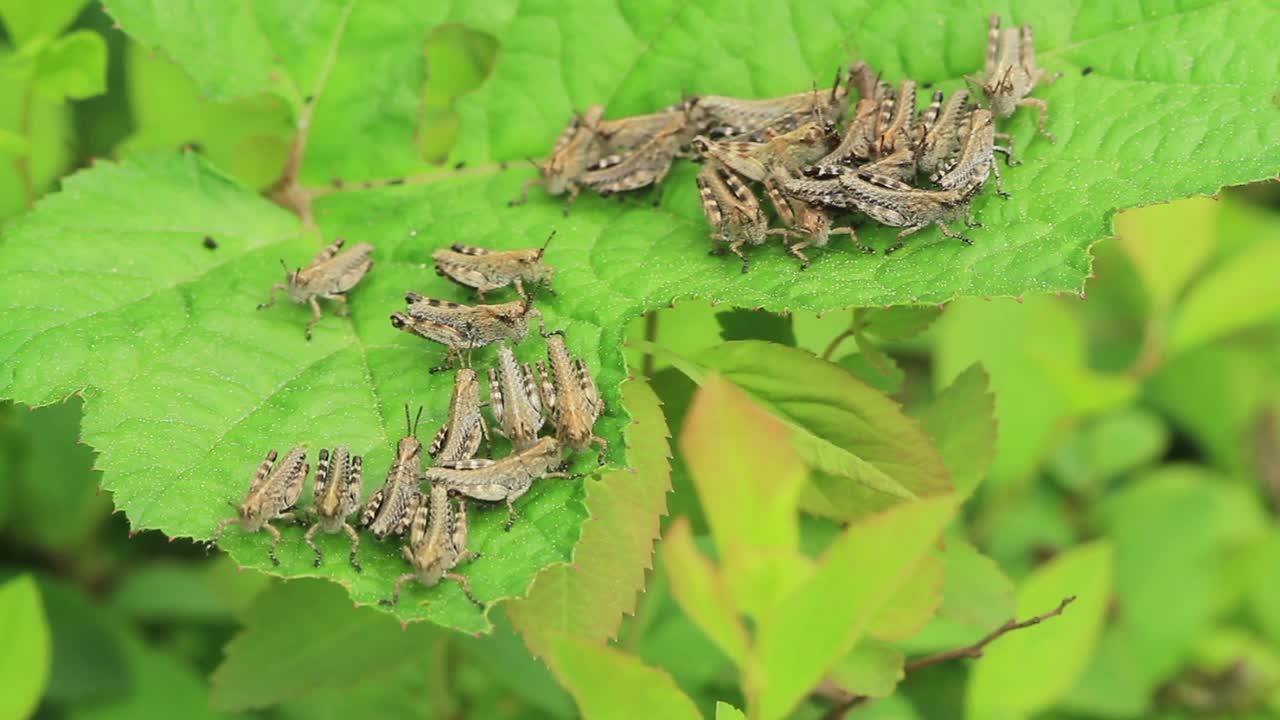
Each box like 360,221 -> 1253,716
642,312 -> 659,377
12,82 -> 35,209
820,596 -> 1077,720
821,328 -> 857,361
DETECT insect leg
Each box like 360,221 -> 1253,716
207,516 -> 238,553
936,222 -> 975,246
1019,98 -> 1056,143
343,523 -> 362,572
508,177 -> 538,207
446,572 -> 486,610
257,283 -> 288,310
304,298 -> 324,340
381,573 -> 417,606
503,497 -> 519,532
885,224 -> 925,255
728,240 -> 751,273
305,524 -> 323,567
264,522 -> 283,566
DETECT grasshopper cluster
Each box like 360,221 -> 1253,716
518,13 -> 1054,269
232,232 -> 611,612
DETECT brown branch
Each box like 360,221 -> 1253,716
820,596 -> 1077,720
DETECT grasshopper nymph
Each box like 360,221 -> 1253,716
305,446 -> 364,571
695,161 -> 769,273
382,483 -> 484,609
425,436 -> 575,530
969,14 -> 1056,142
429,368 -> 491,463
538,331 -> 608,464
488,344 -> 546,452
392,294 -> 543,373
210,446 -> 308,566
511,106 -> 606,213
432,230 -> 557,300
361,406 -> 425,540
258,238 -> 373,340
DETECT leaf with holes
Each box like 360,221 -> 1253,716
2,0 -> 1278,631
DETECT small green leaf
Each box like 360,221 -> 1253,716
462,612 -> 577,719
1049,408 -> 1168,493
546,634 -> 701,720
1248,530 -> 1280,648
868,553 -> 944,642
715,702 -> 747,720
110,564 -> 238,623
1168,237 -> 1280,354
0,0 -> 87,48
859,306 -> 942,341
32,29 -> 107,101
1115,198 -> 1219,312
694,341 -> 949,517
209,579 -> 439,711
680,374 -> 809,617
966,541 -> 1114,720
36,577 -> 129,704
276,659 -> 431,720
829,639 -> 905,699
661,518 -> 750,665
935,297 -> 1084,489
755,495 -> 957,720
716,308 -> 796,345
508,380 -> 672,657
898,542 -> 1016,655
836,349 -> 904,395
917,364 -> 996,498
0,575 -> 51,720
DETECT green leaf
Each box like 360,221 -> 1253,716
0,126 -> 30,156
0,47 -> 73,218
898,542 -> 1016,655
209,579 -> 439,710
0,575 -> 51,720
859,307 -> 941,341
32,29 -> 107,101
755,494 -> 957,720
717,308 -> 796,345
1168,235 -> 1280,354
966,541 -> 1114,720
836,349 -> 904,395
545,634 -> 701,720
917,364 -> 996,498
1114,198 -> 1219,312
462,611 -> 577,719
1049,408 -> 1169,493
715,702 -> 747,720
829,639 -> 905,699
935,297 -> 1084,489
1248,530 -> 1280,649
508,379 -> 672,656
692,341 -> 949,518
36,577 -> 129,704
419,24 -> 499,163
119,42 -> 292,190
0,0 -> 87,47
868,554 -> 944,642
276,658 -> 431,720
110,564 -> 239,623
679,374 -> 810,618
661,518 -> 750,665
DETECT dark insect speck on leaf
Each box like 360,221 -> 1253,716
921,81 -> 934,89
499,161 -> 509,170
1081,66 -> 1094,76
203,236 -> 217,250
183,142 -> 206,154
455,161 -> 466,170
305,94 -> 316,103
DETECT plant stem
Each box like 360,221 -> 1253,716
12,82 -> 35,209
642,311 -> 659,377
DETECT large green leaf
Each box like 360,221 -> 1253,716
5,0 -> 1279,630
546,633 -> 702,720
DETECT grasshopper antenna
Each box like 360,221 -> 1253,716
404,403 -> 412,436
537,229 -> 557,258
412,406 -> 424,437
526,157 -> 540,170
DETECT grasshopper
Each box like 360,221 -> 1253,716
537,330 -> 608,464
429,368 -> 491,463
432,230 -> 557,300
577,110 -> 688,196
304,446 -> 363,571
392,294 -> 543,373
361,406 -> 426,540
915,89 -> 973,179
210,447 -> 308,566
488,343 -> 545,451
783,170 -> 984,254
683,69 -> 849,141
425,436 -> 573,530
695,161 -> 769,273
968,14 -> 1056,142
258,238 -> 374,340
595,109 -> 695,152
762,173 -> 871,268
808,65 -> 891,169
933,108 -> 1017,199
511,106 -> 606,212
382,483 -> 483,609
872,79 -> 918,158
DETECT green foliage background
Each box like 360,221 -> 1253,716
2,0 -> 1280,718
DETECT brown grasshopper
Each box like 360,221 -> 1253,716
361,406 -> 425,540
511,105 -> 606,212
488,343 -> 545,451
425,436 -> 573,530
872,79 -> 918,158
933,108 -> 1017,199
915,89 -> 974,179
577,110 -> 688,196
392,294 -> 543,373
595,109 -> 695,152
695,161 -> 769,272
304,446 -> 363,571
210,447 -> 308,566
258,239 -> 374,340
783,170 -> 984,254
808,65 -> 891,169
537,330 -> 608,464
968,14 -> 1056,142
432,230 -> 557,300
762,173 -> 872,268
683,69 -> 850,141
381,483 -> 483,609
429,368 -> 490,463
